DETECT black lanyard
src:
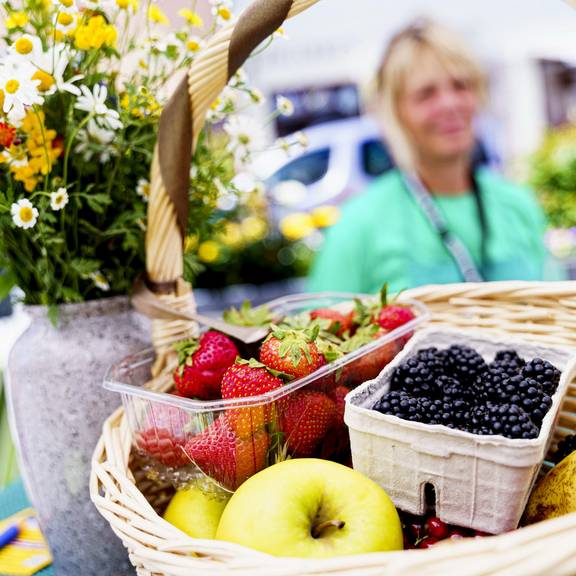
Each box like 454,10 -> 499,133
402,171 -> 487,282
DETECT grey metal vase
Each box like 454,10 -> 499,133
6,297 -> 149,575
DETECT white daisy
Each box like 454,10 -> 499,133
293,130 -> 308,149
0,60 -> 43,121
50,187 -> 69,211
1,146 -> 28,167
8,35 -> 43,63
34,45 -> 84,96
276,95 -> 294,117
231,172 -> 257,193
75,119 -> 117,163
89,271 -> 110,291
229,68 -> 247,88
52,0 -> 78,11
136,178 -> 151,201
223,114 -> 265,165
75,84 -> 122,131
249,88 -> 265,105
210,0 -> 234,25
183,35 -> 204,55
11,198 -> 39,229
53,10 -> 78,35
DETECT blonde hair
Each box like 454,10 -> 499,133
374,19 -> 486,170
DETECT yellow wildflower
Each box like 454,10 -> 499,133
198,240 -> 220,263
75,16 -> 117,50
5,12 -> 29,29
184,234 -> 199,253
14,37 -> 33,55
12,164 -> 38,192
148,5 -> 169,25
116,0 -> 137,10
219,222 -> 243,248
241,216 -> 267,243
178,8 -> 203,27
32,70 -> 55,92
57,12 -> 74,26
279,213 -> 315,241
310,205 -> 340,228
216,6 -> 232,22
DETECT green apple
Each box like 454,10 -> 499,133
163,484 -> 229,539
216,458 -> 403,557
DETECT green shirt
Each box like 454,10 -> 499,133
308,168 -> 557,294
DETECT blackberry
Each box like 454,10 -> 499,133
440,375 -> 475,405
389,349 -> 442,398
522,358 -> 561,396
444,345 -> 487,383
489,403 -> 539,439
417,397 -> 446,425
374,390 -> 427,423
493,349 -> 526,371
467,405 -> 493,435
555,434 -> 576,462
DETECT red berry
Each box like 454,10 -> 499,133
473,530 -> 491,537
281,390 -> 337,457
173,331 -> 238,399
310,308 -> 354,337
448,530 -> 468,540
426,516 -> 449,540
378,305 -> 416,331
417,536 -> 440,549
408,521 -> 425,541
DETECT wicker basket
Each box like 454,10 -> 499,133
89,0 -> 576,573
92,281 -> 576,576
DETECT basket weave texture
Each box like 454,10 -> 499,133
91,281 -> 576,576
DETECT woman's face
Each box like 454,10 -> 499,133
397,52 -> 478,164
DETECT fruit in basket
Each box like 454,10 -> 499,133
523,449 -> 576,524
522,358 -> 561,396
163,484 -> 228,539
260,325 -> 325,379
221,359 -> 287,437
281,390 -> 337,457
137,403 -> 189,467
376,344 -> 561,440
184,417 -> 269,491
310,308 -> 354,337
320,386 -> 351,461
173,331 -> 238,400
215,458 -> 403,557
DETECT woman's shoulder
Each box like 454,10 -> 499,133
476,168 -> 540,212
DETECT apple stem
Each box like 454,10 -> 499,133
311,519 -> 346,538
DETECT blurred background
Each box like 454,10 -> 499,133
4,0 -> 576,320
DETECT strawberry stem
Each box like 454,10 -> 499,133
380,283 -> 388,308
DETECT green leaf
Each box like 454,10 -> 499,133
223,300 -> 272,327
60,287 -> 83,303
0,270 -> 16,301
173,338 -> 200,367
70,257 -> 102,277
47,304 -> 58,327
85,193 -> 112,214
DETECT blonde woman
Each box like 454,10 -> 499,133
308,19 -> 559,293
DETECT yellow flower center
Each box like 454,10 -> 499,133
148,5 -> 168,24
217,7 -> 232,20
186,40 -> 201,52
116,0 -> 130,8
59,0 -> 74,7
0,90 -> 5,110
15,38 -> 33,55
19,206 -> 34,222
57,12 -> 74,26
6,80 -> 20,94
32,70 -> 55,92
55,194 -> 64,205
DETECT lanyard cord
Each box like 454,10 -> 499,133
402,171 -> 487,283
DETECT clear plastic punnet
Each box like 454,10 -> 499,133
104,292 -> 428,493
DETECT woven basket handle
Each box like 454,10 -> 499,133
144,0 -> 321,293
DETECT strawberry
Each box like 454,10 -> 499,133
310,308 -> 354,337
320,386 -> 351,462
173,331 -> 238,399
377,284 -> 415,331
260,325 -> 325,380
281,390 -> 336,457
184,417 -> 269,491
340,325 -> 399,387
137,402 -> 189,468
221,359 -> 288,437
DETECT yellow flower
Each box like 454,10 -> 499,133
184,234 -> 199,253
178,8 -> 203,27
32,70 -> 55,92
148,4 -> 169,25
241,216 -> 267,243
310,205 -> 340,228
186,38 -> 203,53
198,240 -> 220,263
116,0 -> 137,10
55,0 -> 75,7
219,222 -> 243,248
5,12 -> 29,30
14,37 -> 33,55
57,12 -> 74,26
279,213 -> 315,241
216,6 -> 232,22
75,16 -> 117,50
